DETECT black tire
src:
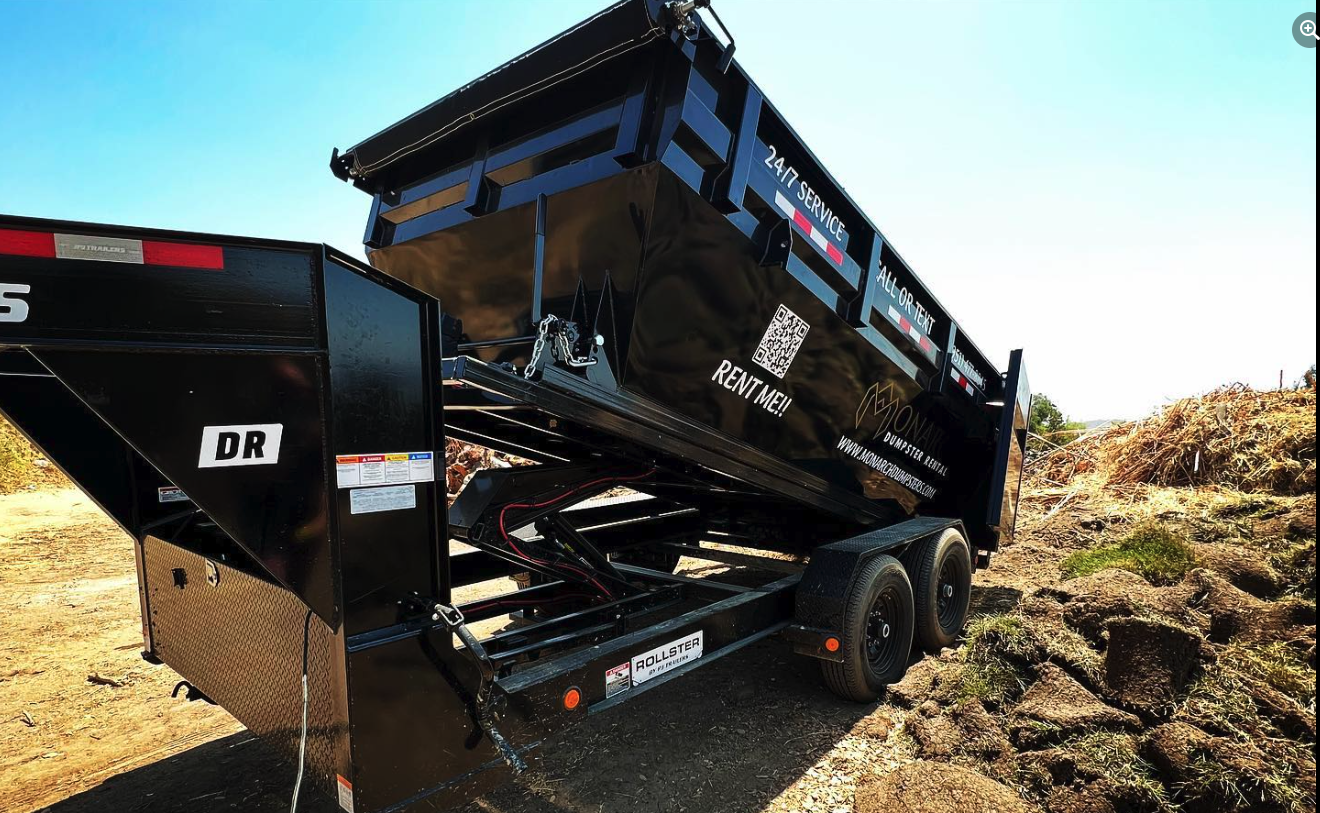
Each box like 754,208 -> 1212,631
900,528 -> 973,652
821,554 -> 915,703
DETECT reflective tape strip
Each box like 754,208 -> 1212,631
141,240 -> 224,269
950,357 -> 987,392
0,229 -> 56,258
950,366 -> 975,396
886,305 -> 937,359
0,228 -> 224,269
773,191 -> 845,266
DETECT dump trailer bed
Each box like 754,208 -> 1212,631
331,0 -> 1026,554
1,3 -> 1029,811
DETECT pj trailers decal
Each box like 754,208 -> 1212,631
0,228 -> 225,269
1,227 -> 228,324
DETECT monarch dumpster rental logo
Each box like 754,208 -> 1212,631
837,382 -> 951,498
197,424 -> 284,468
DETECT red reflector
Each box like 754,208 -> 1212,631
0,229 -> 56,258
142,240 -> 224,270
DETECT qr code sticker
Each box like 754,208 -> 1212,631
752,304 -> 810,379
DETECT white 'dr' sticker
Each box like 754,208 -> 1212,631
197,424 -> 284,468
630,630 -> 703,685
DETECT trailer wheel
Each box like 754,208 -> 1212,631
901,529 -> 973,651
821,554 -> 914,702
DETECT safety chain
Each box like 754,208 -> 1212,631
523,316 -> 554,380
431,602 -> 528,774
524,315 -> 601,380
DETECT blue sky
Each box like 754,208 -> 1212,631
1,0 -> 1314,419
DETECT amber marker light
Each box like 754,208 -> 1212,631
562,686 -> 583,711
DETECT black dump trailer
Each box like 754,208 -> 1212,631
0,2 -> 1029,811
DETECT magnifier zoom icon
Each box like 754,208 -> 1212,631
1303,20 -> 1318,37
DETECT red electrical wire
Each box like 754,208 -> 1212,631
497,469 -> 656,599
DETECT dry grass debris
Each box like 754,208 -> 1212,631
0,416 -> 67,494
1036,385 -> 1315,495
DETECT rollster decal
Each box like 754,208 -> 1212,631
197,424 -> 284,468
630,630 -> 703,685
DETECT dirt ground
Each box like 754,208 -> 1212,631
0,487 -> 1046,813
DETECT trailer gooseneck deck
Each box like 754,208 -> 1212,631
0,2 -> 1029,811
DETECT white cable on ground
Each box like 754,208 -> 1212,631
289,609 -> 313,813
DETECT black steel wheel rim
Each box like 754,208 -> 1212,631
865,586 -> 902,672
936,556 -> 962,631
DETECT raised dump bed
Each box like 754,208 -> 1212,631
332,0 -> 1025,549
0,2 -> 1028,811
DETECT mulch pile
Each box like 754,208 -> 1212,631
1036,385 -> 1316,495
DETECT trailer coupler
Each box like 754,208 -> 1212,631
432,603 -> 528,775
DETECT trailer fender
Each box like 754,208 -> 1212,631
781,623 -> 846,663
793,516 -> 964,638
